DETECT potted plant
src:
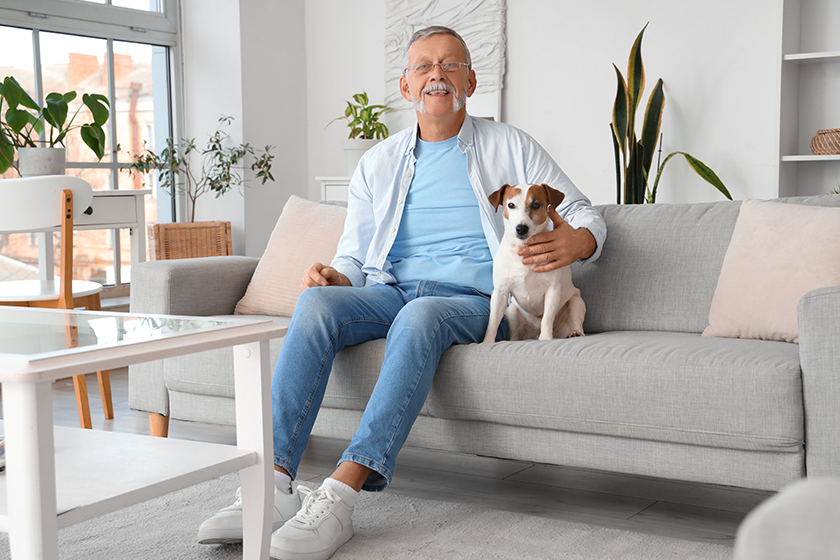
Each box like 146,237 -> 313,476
124,115 -> 275,259
327,92 -> 392,176
610,25 -> 731,204
0,76 -> 110,177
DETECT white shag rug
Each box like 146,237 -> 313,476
0,473 -> 732,559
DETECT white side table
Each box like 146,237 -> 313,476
315,177 -> 350,202
0,307 -> 285,559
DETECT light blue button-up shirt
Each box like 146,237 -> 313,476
331,114 -> 607,288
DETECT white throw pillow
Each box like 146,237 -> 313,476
702,198 -> 840,343
234,196 -> 347,317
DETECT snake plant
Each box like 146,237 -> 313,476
610,24 -> 731,204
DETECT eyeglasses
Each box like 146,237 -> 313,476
405,61 -> 470,74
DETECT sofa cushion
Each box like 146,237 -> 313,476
327,331 -> 803,453
570,201 -> 741,334
234,196 -> 347,317
703,199 -> 840,343
571,194 -> 840,335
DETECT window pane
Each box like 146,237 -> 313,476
40,31 -> 110,164
113,41 -> 159,164
0,25 -> 36,177
112,0 -> 162,13
68,168 -> 116,284
0,233 -> 39,282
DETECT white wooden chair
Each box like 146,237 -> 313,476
0,175 -> 114,429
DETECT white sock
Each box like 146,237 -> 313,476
274,470 -> 292,495
322,477 -> 359,508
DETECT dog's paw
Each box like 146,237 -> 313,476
569,330 -> 584,338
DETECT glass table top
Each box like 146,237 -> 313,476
0,307 -> 238,359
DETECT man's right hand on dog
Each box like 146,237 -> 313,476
302,262 -> 351,289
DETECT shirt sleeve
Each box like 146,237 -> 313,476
330,157 -> 376,287
522,133 -> 607,263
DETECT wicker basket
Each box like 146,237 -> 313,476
147,221 -> 233,260
810,128 -> 840,155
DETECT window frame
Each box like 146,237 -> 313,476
0,0 -> 184,293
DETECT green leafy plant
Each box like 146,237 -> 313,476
124,115 -> 275,222
327,92 -> 392,139
610,25 -> 731,204
0,76 -> 110,175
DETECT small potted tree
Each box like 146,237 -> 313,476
327,92 -> 392,176
0,76 -> 110,176
124,115 -> 275,259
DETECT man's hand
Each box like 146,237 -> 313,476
518,206 -> 597,272
302,262 -> 351,289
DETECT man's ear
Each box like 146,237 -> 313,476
467,69 -> 477,97
399,76 -> 413,103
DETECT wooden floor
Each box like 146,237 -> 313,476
13,368 -> 773,548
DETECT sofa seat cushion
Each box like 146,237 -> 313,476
422,331 -> 803,453
163,315 -> 290,398
327,331 -> 803,453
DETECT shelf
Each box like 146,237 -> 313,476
783,51 -> 840,65
0,423 -> 256,531
781,154 -> 840,162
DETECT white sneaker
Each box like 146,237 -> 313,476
197,484 -> 303,544
270,485 -> 354,560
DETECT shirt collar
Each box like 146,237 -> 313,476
405,113 -> 475,156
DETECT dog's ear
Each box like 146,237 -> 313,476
488,184 -> 510,211
542,184 -> 565,209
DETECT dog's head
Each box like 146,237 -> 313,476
488,183 -> 566,241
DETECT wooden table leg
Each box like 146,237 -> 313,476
97,370 -> 114,419
73,375 -> 93,430
2,381 -> 60,560
234,340 -> 272,560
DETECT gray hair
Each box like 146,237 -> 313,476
402,26 -> 472,75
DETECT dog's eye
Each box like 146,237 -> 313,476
530,201 -> 542,211
507,202 -> 515,209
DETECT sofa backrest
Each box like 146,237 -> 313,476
571,194 -> 840,334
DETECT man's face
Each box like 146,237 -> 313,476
399,33 -> 476,117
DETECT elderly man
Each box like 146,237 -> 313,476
198,25 -> 606,560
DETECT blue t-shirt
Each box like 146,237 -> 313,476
388,135 -> 494,294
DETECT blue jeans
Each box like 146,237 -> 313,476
271,280 -> 509,492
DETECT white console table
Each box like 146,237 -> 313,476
37,189 -> 150,282
316,176 -> 350,202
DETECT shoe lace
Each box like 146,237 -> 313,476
294,486 -> 340,526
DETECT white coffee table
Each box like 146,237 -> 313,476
0,307 -> 287,559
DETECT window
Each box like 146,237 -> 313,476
0,0 -> 180,294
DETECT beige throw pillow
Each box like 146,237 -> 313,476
234,196 -> 347,317
702,198 -> 840,343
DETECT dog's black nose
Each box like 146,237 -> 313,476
515,224 -> 529,238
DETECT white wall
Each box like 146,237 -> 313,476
180,0 -> 307,256
304,0 -> 785,206
182,0 -> 796,254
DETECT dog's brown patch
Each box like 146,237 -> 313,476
489,184 -> 521,219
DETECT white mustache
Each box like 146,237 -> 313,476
422,82 -> 456,95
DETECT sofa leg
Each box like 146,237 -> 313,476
149,412 -> 170,437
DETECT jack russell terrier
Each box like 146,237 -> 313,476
483,183 -> 586,343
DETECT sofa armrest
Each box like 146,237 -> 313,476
798,285 -> 840,477
130,256 -> 260,316
128,255 -> 259,418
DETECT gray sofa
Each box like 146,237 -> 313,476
128,194 -> 840,491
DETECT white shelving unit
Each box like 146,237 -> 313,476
779,0 -> 840,197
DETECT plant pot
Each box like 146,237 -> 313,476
17,147 -> 66,177
341,138 -> 381,176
